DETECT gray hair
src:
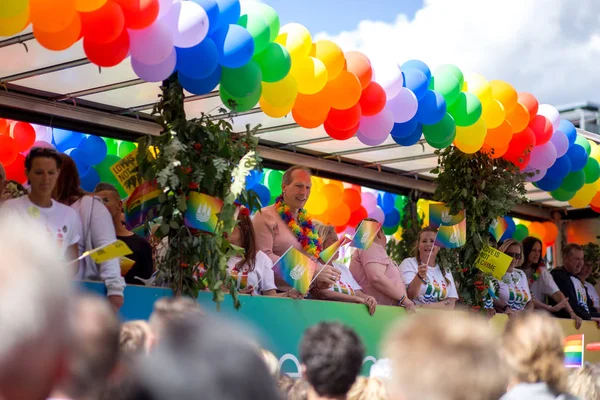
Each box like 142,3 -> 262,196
282,165 -> 312,186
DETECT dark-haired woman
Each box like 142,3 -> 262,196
228,208 -> 302,298
400,227 -> 458,309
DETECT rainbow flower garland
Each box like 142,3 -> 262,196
275,195 -> 322,258
529,266 -> 544,286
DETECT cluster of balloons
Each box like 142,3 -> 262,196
0,118 -> 134,198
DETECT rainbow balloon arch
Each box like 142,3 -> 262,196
0,0 -> 600,211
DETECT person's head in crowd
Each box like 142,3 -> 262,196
120,320 -> 154,361
288,379 -> 310,400
281,165 -> 312,212
499,239 -> 524,273
0,162 -> 6,197
385,312 -> 507,400
577,259 -> 595,283
563,244 -> 585,276
568,363 -> 600,399
521,236 -> 543,269
53,153 -> 86,206
502,312 -> 570,396
50,294 -> 121,400
228,207 -> 257,270
130,316 -> 281,400
412,226 -> 440,264
259,348 -> 281,382
148,297 -> 203,343
300,322 -> 365,399
347,377 -> 388,400
0,213 -> 71,400
363,217 -> 386,246
314,222 -> 339,261
278,374 -> 295,398
94,183 -> 123,225
24,147 -> 63,205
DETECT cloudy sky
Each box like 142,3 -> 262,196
248,0 -> 600,106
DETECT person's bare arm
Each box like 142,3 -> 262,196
363,262 -> 406,301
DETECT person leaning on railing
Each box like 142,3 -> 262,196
492,239 -> 534,316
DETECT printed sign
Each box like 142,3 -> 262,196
474,246 -> 512,279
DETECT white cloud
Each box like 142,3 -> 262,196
315,0 -> 600,106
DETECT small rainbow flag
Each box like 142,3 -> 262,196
184,192 -> 224,233
350,220 -> 381,250
125,181 -> 161,231
488,217 -> 508,242
435,218 -> 466,249
429,204 -> 465,229
319,235 -> 352,264
272,247 -> 317,294
564,334 -> 584,368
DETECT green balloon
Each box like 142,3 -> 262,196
423,113 -> 456,144
220,85 -> 262,113
513,224 -> 529,241
447,92 -> 482,127
583,158 -> 600,183
550,187 -> 576,202
93,155 -> 127,199
248,2 -> 280,41
434,64 -> 465,88
221,60 -> 262,98
561,169 -> 585,192
575,135 -> 592,156
238,13 -> 271,55
104,138 -> 118,156
253,42 -> 291,83
118,141 -> 137,158
394,195 -> 408,211
429,73 -> 461,107
383,224 -> 399,236
267,170 -> 283,191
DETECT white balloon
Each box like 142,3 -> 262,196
537,104 -> 560,131
162,1 -> 210,48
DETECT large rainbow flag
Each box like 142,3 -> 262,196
125,181 -> 161,232
272,247 -> 317,294
564,334 -> 584,368
435,218 -> 467,249
184,192 -> 224,233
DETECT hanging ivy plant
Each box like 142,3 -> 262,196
386,191 -> 423,264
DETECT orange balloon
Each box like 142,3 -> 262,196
292,110 -> 326,129
293,91 -> 331,122
528,222 -> 546,241
518,92 -> 538,122
30,0 -> 77,33
313,210 -> 331,225
321,183 -> 343,208
323,70 -> 362,110
76,0 -> 108,12
328,203 -> 351,227
0,119 -> 9,135
490,80 -> 517,114
115,0 -> 159,29
505,102 -> 530,134
484,119 -> 512,148
312,40 -> 345,81
481,143 -> 508,159
591,191 -> 600,207
343,188 -> 362,212
34,12 -> 81,50
542,221 -> 558,245
344,51 -> 372,89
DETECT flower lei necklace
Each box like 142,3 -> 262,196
528,266 -> 543,286
275,195 -> 322,258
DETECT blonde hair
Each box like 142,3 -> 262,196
499,239 -> 524,268
260,349 -> 280,381
313,221 -> 337,244
502,312 -> 568,393
568,363 -> 600,399
347,377 -> 388,400
120,320 -> 153,359
385,312 -> 507,400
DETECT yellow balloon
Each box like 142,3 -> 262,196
275,23 -> 312,61
455,118 -> 486,143
312,40 -> 345,81
590,140 -> 600,163
481,99 -> 505,129
261,75 -> 298,108
466,74 -> 492,105
259,97 -> 293,118
393,227 -> 403,241
75,0 -> 107,12
454,135 -> 485,154
0,7 -> 29,36
311,176 -> 325,192
569,182 -> 599,209
490,80 -> 517,114
305,192 -> 328,215
290,56 -> 328,95
0,0 -> 28,19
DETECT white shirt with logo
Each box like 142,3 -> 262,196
585,281 -> 600,310
227,250 -> 277,295
329,261 -> 362,296
399,257 -> 458,305
496,269 -> 531,311
571,277 -> 590,313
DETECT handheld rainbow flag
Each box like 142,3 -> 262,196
435,219 -> 467,249
319,235 -> 352,264
429,204 -> 466,229
350,220 -> 381,250
272,247 -> 317,294
564,334 -> 584,368
184,192 -> 224,233
488,217 -> 508,242
125,181 -> 161,232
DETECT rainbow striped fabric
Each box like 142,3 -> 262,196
183,192 -> 224,233
564,334 -> 584,368
350,220 -> 381,250
272,247 -> 317,294
435,218 -> 467,249
319,235 -> 352,264
429,204 -> 465,229
488,217 -> 508,242
124,181 -> 161,231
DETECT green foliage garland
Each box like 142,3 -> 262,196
583,242 -> 600,285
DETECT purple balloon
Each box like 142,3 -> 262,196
361,192 -> 378,213
131,49 -> 177,82
524,167 -> 547,182
387,88 -> 418,123
528,142 -> 557,171
162,1 -> 209,48
368,206 -> 385,225
129,21 -> 174,65
550,129 -> 569,158
357,130 -> 387,146
359,106 -> 394,141
22,140 -> 55,156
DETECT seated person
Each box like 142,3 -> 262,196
492,239 -> 534,315
577,256 -> 600,314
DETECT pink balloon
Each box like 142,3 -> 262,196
358,106 -> 393,142
344,226 -> 356,237
22,140 -> 55,156
32,124 -> 52,142
129,21 -> 174,65
537,104 -> 560,131
550,129 -> 569,158
162,0 -> 209,48
368,206 -> 385,224
131,48 -> 177,82
387,88 -> 418,123
528,142 -> 557,171
158,0 -> 176,18
361,192 -> 378,213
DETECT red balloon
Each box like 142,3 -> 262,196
4,154 -> 27,184
335,224 -> 347,234
84,29 -> 130,67
116,0 -> 159,29
324,120 -> 358,141
503,127 -> 535,169
326,103 -> 361,131
0,136 -> 18,166
591,204 -> 600,213
528,115 -> 553,145
348,206 -> 368,228
359,81 -> 386,116
0,119 -> 9,135
518,92 -> 538,122
343,188 -> 362,212
10,122 -> 36,153
81,0 -> 125,44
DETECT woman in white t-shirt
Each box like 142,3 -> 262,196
228,209 -> 302,298
492,239 -> 534,315
313,222 -> 377,315
1,147 -> 81,261
400,226 -> 458,309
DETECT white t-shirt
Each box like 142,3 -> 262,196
571,277 -> 590,313
585,281 -> 600,310
496,269 -> 532,311
2,195 -> 81,257
227,250 -> 277,295
529,267 -> 559,304
399,257 -> 458,305
329,261 -> 362,296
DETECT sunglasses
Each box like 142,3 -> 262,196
505,252 -> 522,260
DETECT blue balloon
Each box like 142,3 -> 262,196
499,216 -> 516,242
383,208 -> 401,228
250,183 -> 271,208
176,39 -> 219,80
245,169 -> 264,190
545,155 -> 571,181
393,123 -> 422,146
78,135 -> 107,166
192,0 -> 221,34
535,173 -> 563,192
402,69 -> 429,100
378,192 -> 396,213
415,90 -> 446,125
558,119 -> 577,147
64,148 -> 91,177
53,129 -> 83,152
215,0 -> 240,27
400,59 -> 431,82
211,24 -> 254,68
80,168 -> 100,192
566,144 -> 588,172
179,67 -> 222,95
391,118 -> 419,139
